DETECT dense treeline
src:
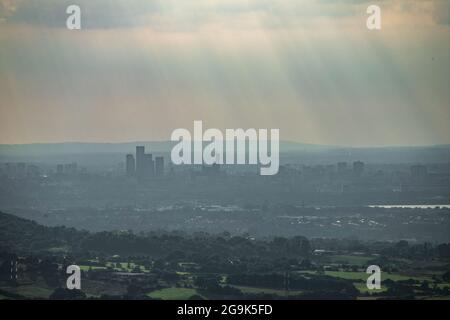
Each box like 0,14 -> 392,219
1,211 -> 450,262
1,211 -> 450,300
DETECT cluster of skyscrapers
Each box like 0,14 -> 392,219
126,146 -> 164,179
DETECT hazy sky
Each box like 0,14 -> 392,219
0,0 -> 449,146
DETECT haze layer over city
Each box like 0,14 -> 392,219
0,0 -> 449,301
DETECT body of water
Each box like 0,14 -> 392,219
368,205 -> 450,209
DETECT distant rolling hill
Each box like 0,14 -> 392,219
0,211 -> 85,253
0,141 -> 449,165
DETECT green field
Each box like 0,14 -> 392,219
82,279 -> 127,297
147,287 -> 201,300
0,284 -> 53,299
437,283 -> 450,290
354,282 -> 387,293
78,265 -> 107,271
233,285 -> 302,296
317,271 -> 432,282
78,261 -> 148,272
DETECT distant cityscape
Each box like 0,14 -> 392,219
0,150 -> 436,188
0,145 -> 229,180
